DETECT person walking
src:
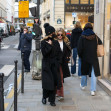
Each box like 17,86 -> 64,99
77,23 -> 102,96
18,27 -> 32,72
66,30 -> 71,41
70,21 -> 82,77
56,28 -> 71,101
41,23 -> 62,106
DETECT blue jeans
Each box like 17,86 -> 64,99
71,48 -> 81,76
81,67 -> 97,91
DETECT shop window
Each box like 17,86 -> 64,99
90,0 -> 94,4
71,0 -> 79,4
80,0 -> 89,4
66,0 -> 69,4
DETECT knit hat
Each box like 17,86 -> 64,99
44,23 -> 55,36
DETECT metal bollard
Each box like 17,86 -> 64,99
0,73 -> 4,111
14,60 -> 18,111
21,53 -> 24,93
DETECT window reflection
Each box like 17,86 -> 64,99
71,0 -> 79,4
80,0 -> 88,4
90,0 -> 94,4
66,0 -> 69,4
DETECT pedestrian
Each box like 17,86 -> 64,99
77,23 -> 102,96
56,28 -> 71,101
41,23 -> 62,106
70,21 -> 82,78
18,27 -> 32,72
66,30 -> 71,41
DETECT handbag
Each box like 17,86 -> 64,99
96,36 -> 104,57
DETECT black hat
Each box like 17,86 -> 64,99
44,23 -> 55,36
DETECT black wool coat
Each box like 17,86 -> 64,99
71,28 -> 82,49
61,42 -> 71,78
41,39 -> 62,90
77,34 -> 102,77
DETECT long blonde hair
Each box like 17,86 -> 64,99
75,21 -> 81,28
56,28 -> 69,43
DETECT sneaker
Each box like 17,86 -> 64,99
56,94 -> 58,97
80,84 -> 85,90
58,96 -> 64,101
72,74 -> 77,77
91,91 -> 95,96
78,76 -> 81,79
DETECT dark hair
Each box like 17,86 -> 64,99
24,27 -> 28,31
83,23 -> 93,30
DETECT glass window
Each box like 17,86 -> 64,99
66,0 -> 69,4
71,0 -> 79,4
90,0 -> 94,4
80,0 -> 89,4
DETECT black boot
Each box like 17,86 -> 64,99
50,102 -> 56,106
42,98 -> 46,104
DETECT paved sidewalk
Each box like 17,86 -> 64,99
14,73 -> 111,111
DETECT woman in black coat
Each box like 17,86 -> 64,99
55,28 -> 71,101
41,23 -> 62,106
77,23 -> 102,96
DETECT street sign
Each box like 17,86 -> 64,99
57,18 -> 62,24
72,13 -> 77,18
19,1 -> 29,18
27,23 -> 34,27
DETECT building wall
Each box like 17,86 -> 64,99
94,0 -> 105,76
7,0 -> 15,23
0,0 -> 7,19
94,0 -> 111,78
41,0 -> 65,36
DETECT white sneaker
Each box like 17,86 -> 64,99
58,96 -> 64,101
80,84 -> 85,90
91,91 -> 95,96
79,76 -> 81,79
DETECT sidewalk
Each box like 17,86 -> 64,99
13,73 -> 111,111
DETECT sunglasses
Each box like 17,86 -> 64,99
24,30 -> 27,31
57,34 -> 63,36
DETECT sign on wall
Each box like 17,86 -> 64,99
19,1 -> 29,18
57,18 -> 62,24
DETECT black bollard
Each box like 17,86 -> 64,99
0,73 -> 4,111
21,53 -> 24,93
14,60 -> 18,111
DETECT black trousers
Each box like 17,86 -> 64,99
43,89 -> 56,103
21,51 -> 31,71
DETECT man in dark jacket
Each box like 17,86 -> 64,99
18,27 -> 32,72
70,22 -> 82,77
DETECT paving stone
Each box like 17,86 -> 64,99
11,72 -> 111,111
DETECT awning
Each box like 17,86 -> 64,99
0,19 -> 6,23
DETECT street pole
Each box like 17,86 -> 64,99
36,0 -> 40,19
0,73 -> 4,111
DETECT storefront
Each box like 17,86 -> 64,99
94,0 -> 111,95
65,0 -> 94,30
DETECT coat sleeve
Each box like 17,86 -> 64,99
41,40 -> 52,57
18,36 -> 21,50
77,37 -> 83,58
25,33 -> 32,41
55,41 -> 62,64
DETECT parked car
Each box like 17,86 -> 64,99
0,23 -> 9,37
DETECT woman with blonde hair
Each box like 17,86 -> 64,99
70,21 -> 82,77
56,28 -> 71,101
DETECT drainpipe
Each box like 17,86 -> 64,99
102,0 -> 106,77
